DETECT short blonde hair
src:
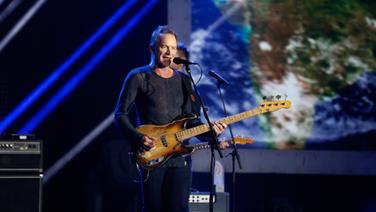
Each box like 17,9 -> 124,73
149,25 -> 178,49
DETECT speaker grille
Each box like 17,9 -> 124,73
0,175 -> 42,212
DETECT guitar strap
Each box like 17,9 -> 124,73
177,71 -> 201,117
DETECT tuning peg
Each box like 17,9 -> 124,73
276,95 -> 281,100
263,96 -> 267,100
269,95 -> 274,100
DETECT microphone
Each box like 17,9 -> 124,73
173,57 -> 198,65
209,70 -> 230,86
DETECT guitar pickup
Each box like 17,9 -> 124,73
161,136 -> 168,147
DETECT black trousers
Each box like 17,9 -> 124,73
142,162 -> 191,212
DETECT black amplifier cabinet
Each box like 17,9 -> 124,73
0,139 -> 43,212
189,192 -> 230,212
0,174 -> 42,212
0,140 -> 42,172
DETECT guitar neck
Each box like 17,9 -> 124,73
177,107 -> 264,141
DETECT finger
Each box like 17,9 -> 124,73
217,124 -> 224,133
219,124 -> 224,131
214,122 -> 222,131
143,139 -> 150,146
218,122 -> 227,129
145,141 -> 155,148
213,125 -> 221,135
143,140 -> 154,149
149,137 -> 156,146
145,136 -> 155,143
142,144 -> 152,151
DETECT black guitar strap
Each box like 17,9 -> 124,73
176,71 -> 204,156
177,71 -> 201,117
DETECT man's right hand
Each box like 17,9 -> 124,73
141,136 -> 156,151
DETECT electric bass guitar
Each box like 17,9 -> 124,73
135,99 -> 291,170
185,136 -> 254,153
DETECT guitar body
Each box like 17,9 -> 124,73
135,115 -> 195,170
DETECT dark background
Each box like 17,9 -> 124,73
1,0 -> 167,211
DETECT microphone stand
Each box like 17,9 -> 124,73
184,64 -> 223,212
214,80 -> 243,212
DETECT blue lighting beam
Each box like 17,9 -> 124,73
19,0 -> 158,133
0,0 -> 137,133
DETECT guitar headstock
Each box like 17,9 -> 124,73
233,136 -> 253,144
260,95 -> 291,112
221,136 -> 254,145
